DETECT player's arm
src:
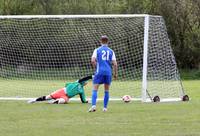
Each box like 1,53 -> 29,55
78,75 -> 92,84
112,52 -> 118,79
113,60 -> 118,79
91,49 -> 97,69
79,90 -> 88,103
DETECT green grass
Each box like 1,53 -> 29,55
0,80 -> 200,136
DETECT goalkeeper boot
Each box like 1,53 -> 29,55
48,99 -> 59,104
88,105 -> 96,112
27,98 -> 37,104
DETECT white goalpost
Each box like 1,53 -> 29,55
0,14 -> 188,102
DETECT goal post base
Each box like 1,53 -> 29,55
182,95 -> 189,101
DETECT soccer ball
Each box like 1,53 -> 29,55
122,95 -> 132,103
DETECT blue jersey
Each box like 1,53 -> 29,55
92,45 -> 116,76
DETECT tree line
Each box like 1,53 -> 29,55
0,0 -> 199,69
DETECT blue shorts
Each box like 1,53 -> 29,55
93,74 -> 112,85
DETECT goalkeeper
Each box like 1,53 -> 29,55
28,76 -> 92,104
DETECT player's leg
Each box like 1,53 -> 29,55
49,97 -> 69,104
27,95 -> 52,103
58,98 -> 67,104
88,84 -> 99,112
89,75 -> 102,112
49,88 -> 69,104
28,88 -> 66,104
92,84 -> 99,106
103,84 -> 110,112
103,75 -> 111,112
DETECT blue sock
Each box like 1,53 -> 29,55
104,91 -> 109,108
92,90 -> 97,106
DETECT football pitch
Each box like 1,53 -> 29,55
0,80 -> 200,136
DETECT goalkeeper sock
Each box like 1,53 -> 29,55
92,90 -> 97,106
36,96 -> 46,101
104,91 -> 109,108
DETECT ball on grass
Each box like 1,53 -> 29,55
122,95 -> 132,103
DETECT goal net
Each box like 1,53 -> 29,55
0,15 -> 186,102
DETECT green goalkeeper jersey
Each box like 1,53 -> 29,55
65,81 -> 87,103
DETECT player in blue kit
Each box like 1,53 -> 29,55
88,35 -> 118,112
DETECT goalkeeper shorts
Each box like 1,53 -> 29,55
50,88 -> 69,102
93,74 -> 112,85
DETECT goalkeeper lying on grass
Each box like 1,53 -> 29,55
28,76 -> 92,104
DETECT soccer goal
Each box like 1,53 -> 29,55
0,14 -> 188,102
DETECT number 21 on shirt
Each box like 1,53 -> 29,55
102,50 -> 110,61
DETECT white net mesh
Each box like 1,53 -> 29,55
146,17 -> 184,100
0,15 -> 184,101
